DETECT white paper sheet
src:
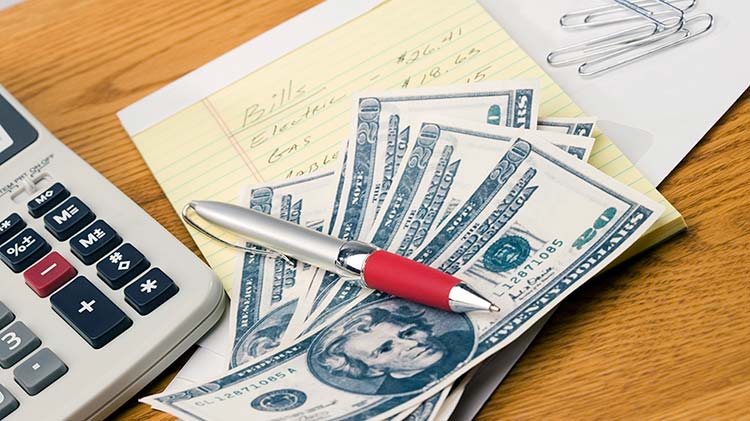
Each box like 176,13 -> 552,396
478,0 -> 750,185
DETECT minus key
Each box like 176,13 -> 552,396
24,252 -> 77,297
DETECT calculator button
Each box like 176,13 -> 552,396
97,243 -> 150,289
27,182 -> 70,218
0,213 -> 26,246
69,220 -> 122,265
0,303 -> 13,330
0,228 -> 51,273
0,384 -> 19,419
43,197 -> 95,241
14,348 -> 68,396
24,252 -> 77,297
50,276 -> 132,349
0,321 -> 41,369
124,268 -> 179,315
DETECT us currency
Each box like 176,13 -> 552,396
419,116 -> 596,420
306,81 -> 541,314
305,117 -> 595,336
300,118 -> 595,420
538,116 -> 598,137
369,117 -> 596,255
357,119 -> 595,420
227,171 -> 334,368
304,81 -> 542,326
337,80 -> 541,239
144,121 -> 662,421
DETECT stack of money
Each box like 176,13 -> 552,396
144,80 -> 663,420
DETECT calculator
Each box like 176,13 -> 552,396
0,85 -> 226,420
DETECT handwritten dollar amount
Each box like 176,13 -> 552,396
400,47 -> 482,88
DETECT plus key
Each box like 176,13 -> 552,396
50,277 -> 132,348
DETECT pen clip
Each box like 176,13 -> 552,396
181,202 -> 295,265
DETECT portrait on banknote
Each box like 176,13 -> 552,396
308,298 -> 474,395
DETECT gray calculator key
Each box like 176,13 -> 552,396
0,321 -> 41,369
14,348 -> 68,396
0,303 -> 13,330
0,384 -> 19,419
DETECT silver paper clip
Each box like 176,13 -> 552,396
578,13 -> 713,76
181,202 -> 294,265
560,0 -> 695,29
549,0 -> 712,77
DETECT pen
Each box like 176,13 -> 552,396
184,200 -> 499,313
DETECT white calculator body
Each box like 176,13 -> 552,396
0,85 -> 226,420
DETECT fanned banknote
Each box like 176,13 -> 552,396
304,81 -> 542,330
538,116 -> 598,137
304,117 -> 595,338
144,119 -> 662,420
288,116 -> 596,420
227,172 -> 334,368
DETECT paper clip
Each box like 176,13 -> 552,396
181,202 -> 294,265
549,0 -> 712,77
560,0 -> 695,29
578,13 -> 713,77
547,20 -> 664,67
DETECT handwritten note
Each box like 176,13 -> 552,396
131,0 -> 682,290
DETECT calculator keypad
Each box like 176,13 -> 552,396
0,181 -> 180,405
0,322 -> 41,369
69,220 -> 122,265
43,197 -> 95,241
24,252 -> 77,298
50,277 -> 133,349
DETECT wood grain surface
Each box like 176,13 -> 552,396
0,1 -> 748,419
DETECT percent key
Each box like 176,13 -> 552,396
0,228 -> 51,272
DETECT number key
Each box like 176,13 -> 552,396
0,321 -> 41,369
0,302 -> 13,330
0,384 -> 19,419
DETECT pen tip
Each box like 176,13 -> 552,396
489,304 -> 500,312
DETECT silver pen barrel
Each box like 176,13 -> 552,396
190,200 -> 347,272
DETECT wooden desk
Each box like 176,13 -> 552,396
1,0 -> 748,419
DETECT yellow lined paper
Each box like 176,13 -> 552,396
131,0 -> 683,290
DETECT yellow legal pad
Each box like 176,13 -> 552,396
131,0 -> 685,290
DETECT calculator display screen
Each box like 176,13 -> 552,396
0,123 -> 14,152
0,94 -> 38,165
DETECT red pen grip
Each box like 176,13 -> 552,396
362,250 -> 460,311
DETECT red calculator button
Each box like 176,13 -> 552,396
24,252 -> 77,297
